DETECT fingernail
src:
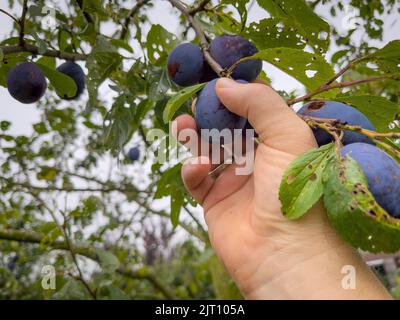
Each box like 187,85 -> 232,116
184,156 -> 210,165
216,78 -> 237,89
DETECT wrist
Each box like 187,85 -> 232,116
241,232 -> 390,300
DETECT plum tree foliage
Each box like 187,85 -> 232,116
0,0 -> 400,299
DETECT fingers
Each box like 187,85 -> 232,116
181,156 -> 215,204
215,78 -> 317,155
172,114 -> 234,167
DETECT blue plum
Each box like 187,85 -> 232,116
7,62 -> 47,104
210,35 -> 262,82
297,101 -> 375,146
128,147 -> 140,161
341,143 -> 400,218
56,61 -> 85,99
167,43 -> 204,87
195,79 -> 247,144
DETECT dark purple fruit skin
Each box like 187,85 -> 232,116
195,79 -> 247,143
297,101 -> 375,146
7,62 -> 47,104
128,147 -> 140,161
210,35 -> 262,82
167,43 -> 204,87
56,61 -> 85,99
200,62 -> 218,83
341,143 -> 400,218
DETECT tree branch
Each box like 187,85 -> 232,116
287,76 -> 390,105
1,44 -> 88,60
300,115 -> 400,140
0,228 -> 177,299
120,0 -> 151,40
19,0 -> 28,46
188,0 -> 212,15
168,0 -> 224,75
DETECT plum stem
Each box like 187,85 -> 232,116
168,0 -> 224,76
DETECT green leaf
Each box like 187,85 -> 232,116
97,282 -> 129,300
171,191 -> 184,228
363,40 -> 400,75
242,18 -> 306,50
94,248 -> 120,272
58,29 -> 69,51
86,36 -> 122,109
36,56 -> 56,69
335,95 -> 400,132
155,163 -> 186,228
109,38 -> 134,53
147,65 -> 171,102
102,95 -> 135,151
248,48 -> 335,92
222,0 -> 248,27
323,154 -> 400,253
0,48 -> 3,61
280,143 -> 335,219
53,279 -> 91,300
256,0 -> 330,52
163,83 -> 205,123
146,24 -> 178,65
36,63 -> 77,99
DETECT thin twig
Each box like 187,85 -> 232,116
1,44 -> 88,60
120,0 -> 151,40
188,0 -> 212,14
0,8 -> 19,23
287,76 -> 390,105
60,210 -> 97,299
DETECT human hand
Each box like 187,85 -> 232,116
173,78 -> 390,299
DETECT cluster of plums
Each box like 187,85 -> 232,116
299,100 -> 400,219
6,61 -> 85,104
168,35 -> 261,140
168,37 -> 400,219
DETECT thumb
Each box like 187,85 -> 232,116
215,78 -> 317,155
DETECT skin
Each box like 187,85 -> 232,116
173,78 -> 391,300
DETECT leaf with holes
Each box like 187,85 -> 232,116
163,83 -> 205,123
335,95 -> 400,132
246,48 -> 335,93
221,0 -> 248,27
362,40 -> 400,75
242,18 -> 306,50
257,0 -> 330,52
146,24 -> 178,65
323,154 -> 400,253
280,143 -> 335,220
